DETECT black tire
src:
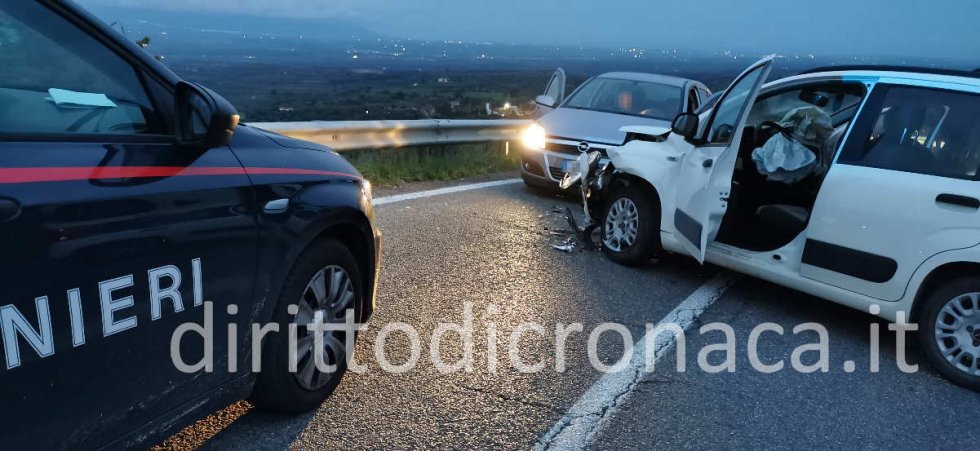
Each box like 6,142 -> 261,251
250,238 -> 363,412
599,183 -> 661,266
917,276 -> 980,392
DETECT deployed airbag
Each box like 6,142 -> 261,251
751,133 -> 816,184
751,105 -> 831,183
779,105 -> 832,148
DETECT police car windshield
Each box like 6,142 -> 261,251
563,78 -> 682,121
0,3 -> 159,135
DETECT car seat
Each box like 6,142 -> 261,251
863,100 -> 937,172
748,107 -> 834,246
812,123 -> 849,177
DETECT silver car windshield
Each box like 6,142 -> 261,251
563,78 -> 682,121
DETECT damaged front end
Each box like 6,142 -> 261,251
558,150 -> 614,249
559,125 -> 674,249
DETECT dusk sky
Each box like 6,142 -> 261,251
79,0 -> 978,59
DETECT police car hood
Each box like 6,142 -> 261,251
244,124 -> 335,153
539,107 -> 671,146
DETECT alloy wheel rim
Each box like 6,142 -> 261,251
292,265 -> 356,390
603,198 -> 639,252
934,292 -> 980,377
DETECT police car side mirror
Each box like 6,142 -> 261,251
671,112 -> 699,141
175,81 -> 240,149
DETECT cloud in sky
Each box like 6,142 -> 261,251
77,0 -> 979,59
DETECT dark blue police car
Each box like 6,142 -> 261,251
0,1 -> 381,448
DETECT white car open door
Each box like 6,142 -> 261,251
535,68 -> 566,115
671,57 -> 773,262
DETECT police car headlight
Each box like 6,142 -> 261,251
361,179 -> 373,201
522,123 -> 546,150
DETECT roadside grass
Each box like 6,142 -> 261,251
344,142 -> 520,186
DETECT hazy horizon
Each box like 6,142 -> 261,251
77,0 -> 979,62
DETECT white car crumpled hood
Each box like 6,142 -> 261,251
605,131 -> 692,176
539,107 -> 670,145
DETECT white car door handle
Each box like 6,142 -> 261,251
936,193 -> 979,210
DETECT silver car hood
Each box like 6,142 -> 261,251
538,107 -> 671,145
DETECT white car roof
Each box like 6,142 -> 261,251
777,69 -> 980,90
595,72 -> 695,88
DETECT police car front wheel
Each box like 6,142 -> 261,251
250,238 -> 363,412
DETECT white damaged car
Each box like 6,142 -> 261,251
566,57 -> 980,390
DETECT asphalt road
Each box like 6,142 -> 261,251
162,178 -> 980,450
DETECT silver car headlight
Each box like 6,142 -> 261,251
522,123 -> 546,150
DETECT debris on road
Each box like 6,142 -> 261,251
540,225 -> 574,237
565,207 -> 599,250
551,237 -> 576,253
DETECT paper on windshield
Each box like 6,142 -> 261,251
48,88 -> 117,108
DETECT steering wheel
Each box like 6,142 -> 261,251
758,120 -> 792,137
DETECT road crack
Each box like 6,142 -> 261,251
456,383 -> 563,414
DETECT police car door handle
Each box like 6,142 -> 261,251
702,158 -> 714,168
0,198 -> 20,222
263,198 -> 290,214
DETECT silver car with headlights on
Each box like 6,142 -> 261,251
520,68 -> 710,189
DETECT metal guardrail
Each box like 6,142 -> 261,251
249,119 -> 532,152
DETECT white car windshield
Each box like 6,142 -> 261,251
563,77 -> 682,120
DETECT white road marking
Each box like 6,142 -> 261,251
372,178 -> 522,206
535,272 -> 738,451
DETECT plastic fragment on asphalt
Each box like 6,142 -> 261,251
564,206 -> 598,250
539,224 -> 574,237
551,237 -> 575,253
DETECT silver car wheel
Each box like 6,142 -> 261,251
934,292 -> 980,377
603,197 -> 639,252
292,265 -> 356,390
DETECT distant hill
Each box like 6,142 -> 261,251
85,5 -> 380,53
79,5 -> 976,73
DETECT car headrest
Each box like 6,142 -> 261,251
884,101 -> 926,144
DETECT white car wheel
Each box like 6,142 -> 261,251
919,277 -> 980,392
603,198 -> 639,252
599,183 -> 661,266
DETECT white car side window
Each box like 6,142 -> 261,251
705,66 -> 767,145
839,85 -> 980,179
